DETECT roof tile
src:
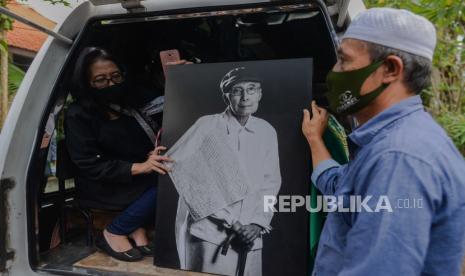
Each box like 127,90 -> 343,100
5,1 -> 57,52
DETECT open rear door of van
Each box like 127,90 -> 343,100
0,1 -> 113,275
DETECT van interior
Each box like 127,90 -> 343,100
28,3 -> 338,275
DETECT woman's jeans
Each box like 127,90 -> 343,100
106,186 -> 157,235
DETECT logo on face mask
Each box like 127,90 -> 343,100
336,91 -> 359,113
326,60 -> 389,116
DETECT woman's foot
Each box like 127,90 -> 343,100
129,228 -> 149,246
96,230 -> 143,262
129,228 -> 153,256
103,229 -> 133,252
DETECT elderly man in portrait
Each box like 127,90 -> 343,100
169,66 -> 282,276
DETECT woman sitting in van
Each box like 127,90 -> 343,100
65,47 -> 173,262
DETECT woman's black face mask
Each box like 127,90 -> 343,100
91,81 -> 127,106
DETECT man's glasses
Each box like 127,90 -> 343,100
91,71 -> 124,88
229,86 -> 261,96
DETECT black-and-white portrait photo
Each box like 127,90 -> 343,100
154,59 -> 313,276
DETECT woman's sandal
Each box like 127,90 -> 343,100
135,245 -> 153,256
96,232 -> 143,262
128,239 -> 153,256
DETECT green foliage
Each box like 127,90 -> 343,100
364,0 -> 465,154
0,39 -> 7,54
8,62 -> 24,95
437,112 -> 465,155
42,0 -> 70,7
0,2 -> 14,31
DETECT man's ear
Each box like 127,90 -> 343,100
382,55 -> 404,84
222,94 -> 230,105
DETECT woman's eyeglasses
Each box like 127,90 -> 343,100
91,71 -> 124,88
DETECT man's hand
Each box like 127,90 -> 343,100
231,221 -> 243,232
132,146 -> 174,175
237,224 -> 262,245
302,101 -> 329,145
302,101 -> 332,168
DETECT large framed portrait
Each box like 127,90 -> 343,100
154,58 -> 313,276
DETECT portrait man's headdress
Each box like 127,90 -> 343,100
220,67 -> 262,94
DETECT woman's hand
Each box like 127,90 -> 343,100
166,59 -> 193,66
132,146 -> 174,175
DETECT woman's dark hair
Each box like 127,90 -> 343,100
70,47 -> 127,115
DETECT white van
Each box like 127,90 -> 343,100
0,0 -> 365,275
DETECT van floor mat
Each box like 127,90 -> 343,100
73,251 -> 211,276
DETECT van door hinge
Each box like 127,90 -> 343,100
121,0 -> 146,13
89,0 -> 146,13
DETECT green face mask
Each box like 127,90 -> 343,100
326,60 -> 389,116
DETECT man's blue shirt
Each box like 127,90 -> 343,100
311,96 -> 465,275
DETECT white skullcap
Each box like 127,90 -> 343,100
342,8 -> 437,61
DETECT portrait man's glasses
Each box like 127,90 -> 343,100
92,71 -> 125,88
229,85 -> 261,96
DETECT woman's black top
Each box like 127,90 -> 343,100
65,90 -> 162,210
